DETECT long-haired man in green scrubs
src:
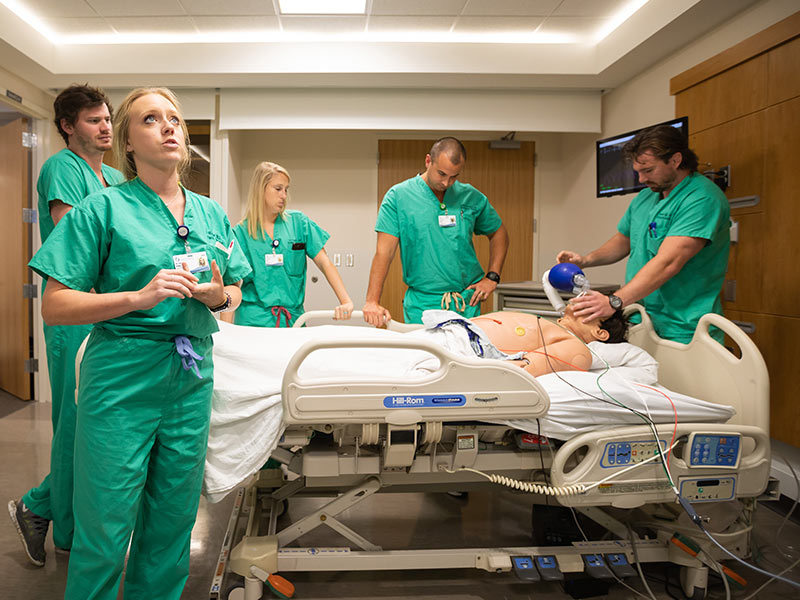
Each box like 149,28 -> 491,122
8,84 -> 124,567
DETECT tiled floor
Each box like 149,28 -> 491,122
2,391 -> 799,599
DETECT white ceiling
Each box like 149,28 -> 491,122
0,0 -> 761,91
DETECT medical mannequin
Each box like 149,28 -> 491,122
471,305 -> 628,378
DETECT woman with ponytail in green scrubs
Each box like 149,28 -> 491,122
227,161 -> 353,327
29,87 -> 251,600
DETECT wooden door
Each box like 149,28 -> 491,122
377,139 -> 535,322
0,118 -> 31,399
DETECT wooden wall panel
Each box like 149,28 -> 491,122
689,111 -> 765,216
762,98 -> 800,318
675,54 -> 768,133
767,35 -> 800,105
723,212 -> 764,314
724,310 -> 800,446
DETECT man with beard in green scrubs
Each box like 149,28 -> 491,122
557,125 -> 730,344
363,137 -> 509,326
8,84 -> 124,567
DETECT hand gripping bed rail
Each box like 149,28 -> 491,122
280,335 -> 550,425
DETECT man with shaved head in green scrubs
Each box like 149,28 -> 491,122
363,137 -> 509,326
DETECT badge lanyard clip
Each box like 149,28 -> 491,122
177,224 -> 191,252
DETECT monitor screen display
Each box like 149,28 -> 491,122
596,117 -> 688,198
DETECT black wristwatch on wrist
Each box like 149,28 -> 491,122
486,271 -> 501,284
608,294 -> 623,310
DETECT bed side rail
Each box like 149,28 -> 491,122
293,310 -> 420,332
549,423 -> 770,508
281,336 -> 549,425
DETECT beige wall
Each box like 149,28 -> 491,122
558,0 -> 798,288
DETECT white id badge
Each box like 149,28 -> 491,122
265,253 -> 284,266
438,214 -> 457,227
173,251 -> 210,273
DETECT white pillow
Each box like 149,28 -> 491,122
587,341 -> 658,384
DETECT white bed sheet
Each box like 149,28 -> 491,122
203,322 -> 735,502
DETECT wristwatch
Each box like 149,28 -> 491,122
608,294 -> 623,310
486,271 -> 501,284
210,291 -> 232,313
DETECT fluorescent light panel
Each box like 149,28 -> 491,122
278,0 -> 366,15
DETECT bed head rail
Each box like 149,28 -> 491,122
625,305 -> 769,431
281,336 -> 549,426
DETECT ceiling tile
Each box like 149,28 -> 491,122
553,0 -> 627,17
85,0 -> 186,17
370,0 -> 466,16
537,16 -> 606,37
280,16 -> 367,33
192,16 -> 280,33
461,0 -> 560,17
180,0 -> 277,16
24,0 -> 99,18
452,16 -> 542,34
367,15 -> 455,32
106,16 -> 198,33
46,17 -> 116,35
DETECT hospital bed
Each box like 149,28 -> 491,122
209,306 -> 773,600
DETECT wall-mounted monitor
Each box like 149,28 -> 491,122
596,116 -> 689,198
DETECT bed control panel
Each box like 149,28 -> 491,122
600,440 -> 666,468
679,476 -> 736,502
687,433 -> 740,468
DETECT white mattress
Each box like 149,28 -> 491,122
203,321 -> 735,502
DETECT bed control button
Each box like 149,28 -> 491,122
604,553 -> 637,579
535,556 -> 564,581
511,556 -> 541,581
581,554 -> 615,580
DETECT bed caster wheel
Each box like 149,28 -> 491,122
226,585 -> 245,600
680,565 -> 708,599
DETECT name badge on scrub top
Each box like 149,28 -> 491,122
265,253 -> 284,266
173,251 -> 210,273
438,214 -> 457,227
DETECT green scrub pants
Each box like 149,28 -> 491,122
403,287 -> 480,324
64,327 -> 214,600
22,322 -> 92,550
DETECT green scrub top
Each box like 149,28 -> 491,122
233,210 -> 330,327
29,177 -> 252,341
618,172 -> 730,343
37,148 -> 124,243
376,175 -> 501,294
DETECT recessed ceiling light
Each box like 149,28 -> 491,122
278,0 -> 366,15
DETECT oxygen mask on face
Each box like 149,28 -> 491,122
542,263 -> 590,314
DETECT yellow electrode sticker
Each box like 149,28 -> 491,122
515,326 -> 526,336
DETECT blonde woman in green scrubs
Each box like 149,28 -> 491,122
29,87 -> 251,600
229,161 -> 353,327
